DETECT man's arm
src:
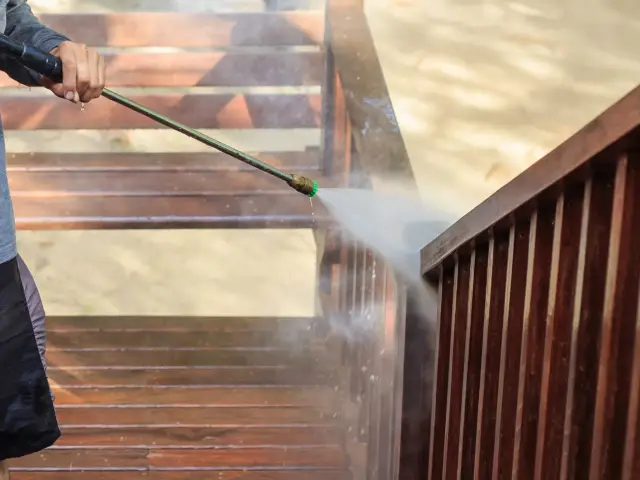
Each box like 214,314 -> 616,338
1,0 -> 69,86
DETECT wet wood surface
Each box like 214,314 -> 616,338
0,52 -> 324,88
1,94 -> 322,130
419,86 -> 640,480
38,12 -> 325,47
13,315 -> 350,477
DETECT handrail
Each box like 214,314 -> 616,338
421,85 -> 640,278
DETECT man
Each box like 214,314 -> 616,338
0,1 -> 105,477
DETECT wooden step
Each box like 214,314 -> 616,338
51,386 -> 337,407
35,314 -> 349,475
7,152 -> 321,173
47,347 -> 331,367
48,366 -> 335,386
11,472 -> 352,480
1,93 -> 322,130
37,12 -> 324,47
0,51 -> 324,88
47,330 -> 320,349
56,425 -> 343,447
54,406 -> 335,426
12,445 -> 348,469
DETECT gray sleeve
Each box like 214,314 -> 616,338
0,0 -> 69,86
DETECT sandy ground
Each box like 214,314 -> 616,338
12,0 -> 640,316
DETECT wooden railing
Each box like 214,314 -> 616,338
316,1 -> 418,478
419,85 -> 640,479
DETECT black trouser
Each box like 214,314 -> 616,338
0,256 -> 59,462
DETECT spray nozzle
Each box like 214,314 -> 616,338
288,174 -> 318,197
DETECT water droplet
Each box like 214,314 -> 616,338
28,86 -> 31,91
80,103 -> 85,111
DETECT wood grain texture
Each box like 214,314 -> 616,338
421,86 -> 640,278
11,471 -> 352,480
29,314 -> 350,476
0,94 -> 322,130
37,12 -> 325,47
0,52 -> 324,88
6,151 -> 321,173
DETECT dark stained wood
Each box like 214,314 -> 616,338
442,259 -> 470,478
56,425 -> 343,447
622,288 -> 640,480
473,235 -> 509,479
0,52 -> 324,87
48,366 -> 335,387
55,406 -> 332,426
421,86 -> 640,278
13,193 -> 328,230
0,94 -> 322,130
8,171 -> 332,196
47,315 -> 321,331
52,386 -> 337,407
327,2 -> 415,185
533,186 -> 584,480
589,154 -> 640,479
427,269 -> 453,480
6,151 -> 321,173
12,446 -> 347,469
11,472 -> 352,480
491,220 -> 529,480
47,347 -> 331,368
37,12 -> 325,46
457,247 -> 488,478
560,170 -> 615,479
511,207 -> 554,480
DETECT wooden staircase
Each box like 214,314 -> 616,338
11,315 -> 351,478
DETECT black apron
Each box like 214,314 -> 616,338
0,256 -> 59,461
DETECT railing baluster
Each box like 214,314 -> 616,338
492,219 -> 530,479
456,247 -> 488,479
427,267 -> 454,480
559,167 -> 615,479
511,207 -> 555,479
589,153 -> 640,479
621,282 -> 640,480
474,234 -> 509,478
443,256 -> 471,478
534,184 -> 585,479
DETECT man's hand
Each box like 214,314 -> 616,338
41,41 -> 105,104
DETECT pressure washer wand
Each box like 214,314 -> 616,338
0,33 -> 318,197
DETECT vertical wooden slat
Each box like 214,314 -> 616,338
590,154 -> 640,479
474,234 -> 509,479
427,267 -> 454,480
560,169 -> 615,479
443,257 -> 471,478
511,207 -> 555,479
621,282 -> 640,480
534,185 -> 585,479
456,247 -> 489,479
491,220 -> 530,479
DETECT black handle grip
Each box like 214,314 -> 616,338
21,44 -> 63,83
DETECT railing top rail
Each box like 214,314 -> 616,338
420,84 -> 640,279
327,0 -> 415,186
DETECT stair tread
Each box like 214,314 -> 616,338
12,445 -> 348,469
55,406 -> 339,426
11,471 -> 352,479
57,425 -> 343,447
51,386 -> 338,407
48,366 -> 335,386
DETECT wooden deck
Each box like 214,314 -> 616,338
2,0 -> 412,477
11,316 -> 350,478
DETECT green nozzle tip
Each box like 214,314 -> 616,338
308,180 -> 318,198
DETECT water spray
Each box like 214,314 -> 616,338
0,33 -> 319,198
